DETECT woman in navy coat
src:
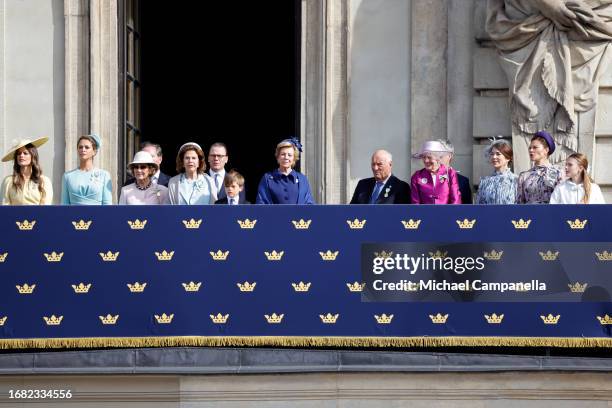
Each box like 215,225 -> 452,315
256,138 -> 315,204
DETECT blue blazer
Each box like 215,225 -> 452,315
256,169 -> 315,204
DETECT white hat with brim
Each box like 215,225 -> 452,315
128,151 -> 159,171
2,137 -> 49,162
411,140 -> 450,159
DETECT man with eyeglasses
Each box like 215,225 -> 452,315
207,142 -> 245,202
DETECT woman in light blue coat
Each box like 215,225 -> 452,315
61,134 -> 112,205
167,142 -> 217,205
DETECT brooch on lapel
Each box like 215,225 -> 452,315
439,174 -> 448,183
420,178 -> 428,184
384,187 -> 391,198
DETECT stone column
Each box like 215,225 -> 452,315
301,0 -> 348,204
410,0 -> 448,174
90,0 -> 119,202
64,0 -> 89,171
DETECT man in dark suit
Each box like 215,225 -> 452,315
123,142 -> 170,187
438,139 -> 473,204
350,149 -> 411,204
207,142 -> 246,202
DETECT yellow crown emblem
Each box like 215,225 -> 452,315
182,281 -> 202,292
428,250 -> 448,259
154,313 -> 174,324
127,219 -> 147,230
567,219 -> 587,229
0,316 -> 6,326
16,220 -> 36,230
484,313 -> 504,324
292,219 -> 312,229
346,281 -> 365,292
319,313 -> 339,324
511,219 -> 531,229
99,314 -> 119,325
456,218 -> 476,229
568,282 -> 587,293
374,251 -> 393,259
429,313 -> 449,324
155,250 -> 174,261
292,281 -> 311,292
539,250 -> 559,261
99,251 -> 119,261
182,218 -> 202,229
43,315 -> 63,325
595,251 -> 612,261
43,251 -> 64,262
264,250 -> 284,261
237,281 -> 257,292
71,283 -> 92,293
346,218 -> 366,229
71,220 -> 92,230
540,314 -> 560,324
483,250 -> 503,261
264,313 -> 284,324
401,219 -> 421,229
16,284 -> 36,294
127,282 -> 147,292
596,314 -> 612,325
319,250 -> 339,261
237,219 -> 257,229
0,252 -> 8,262
210,250 -> 229,261
210,313 -> 229,324
374,314 -> 394,324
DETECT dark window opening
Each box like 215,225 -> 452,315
120,1 -> 301,203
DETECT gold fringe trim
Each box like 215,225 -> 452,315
1,336 -> 612,349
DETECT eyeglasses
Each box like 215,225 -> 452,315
133,165 -> 149,170
209,154 -> 226,159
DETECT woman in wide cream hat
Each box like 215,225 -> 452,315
1,137 -> 53,205
119,151 -> 169,205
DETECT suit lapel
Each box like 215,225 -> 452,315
375,176 -> 394,204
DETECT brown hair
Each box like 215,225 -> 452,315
491,141 -> 513,161
176,144 -> 206,174
568,153 -> 591,204
11,144 -> 46,204
224,170 -> 245,187
77,135 -> 99,152
530,136 -> 550,156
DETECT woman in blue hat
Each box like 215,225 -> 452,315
256,138 -> 315,204
61,134 -> 113,205
516,131 -> 562,204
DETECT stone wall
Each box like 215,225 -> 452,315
473,0 -> 612,202
2,372 -> 612,406
0,0 -> 65,203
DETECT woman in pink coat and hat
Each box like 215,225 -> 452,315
410,140 -> 461,204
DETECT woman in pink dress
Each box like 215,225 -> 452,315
410,141 -> 461,204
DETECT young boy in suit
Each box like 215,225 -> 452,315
215,170 -> 250,205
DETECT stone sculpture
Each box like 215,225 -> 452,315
486,0 -> 612,173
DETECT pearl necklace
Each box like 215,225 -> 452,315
136,180 -> 152,191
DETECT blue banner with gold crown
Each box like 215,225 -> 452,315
0,205 -> 611,349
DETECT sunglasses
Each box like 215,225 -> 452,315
132,164 -> 150,170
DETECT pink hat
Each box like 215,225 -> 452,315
412,140 -> 450,159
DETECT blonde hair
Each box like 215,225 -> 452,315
568,153 -> 591,204
275,141 -> 299,167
